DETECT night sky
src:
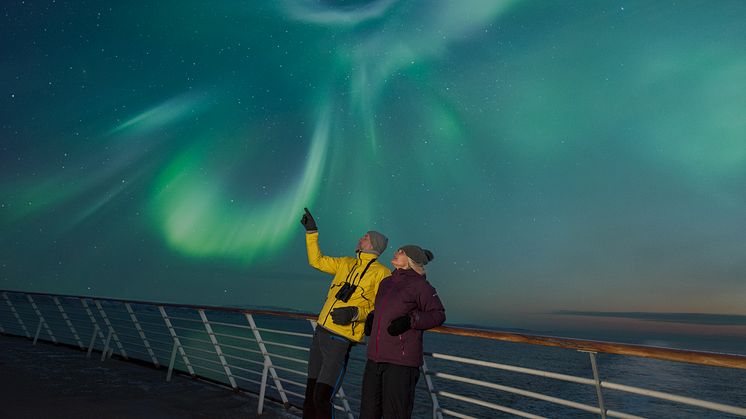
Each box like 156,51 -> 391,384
2,1 -> 745,334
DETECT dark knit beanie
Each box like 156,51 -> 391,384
367,231 -> 388,255
400,245 -> 434,266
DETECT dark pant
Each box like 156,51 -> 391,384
359,360 -> 420,419
303,327 -> 353,419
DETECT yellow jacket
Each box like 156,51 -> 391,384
306,232 -> 391,342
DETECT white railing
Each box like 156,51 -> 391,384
1,290 -> 744,418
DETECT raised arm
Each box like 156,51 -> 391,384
305,231 -> 343,274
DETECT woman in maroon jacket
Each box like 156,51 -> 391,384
359,245 -> 446,419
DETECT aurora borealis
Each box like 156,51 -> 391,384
2,1 -> 745,333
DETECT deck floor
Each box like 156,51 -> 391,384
0,334 -> 300,419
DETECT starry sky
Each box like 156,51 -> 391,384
2,0 -> 745,335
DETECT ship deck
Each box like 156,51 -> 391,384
0,334 -> 297,419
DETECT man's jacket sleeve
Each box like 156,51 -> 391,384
410,282 -> 446,330
305,232 -> 342,275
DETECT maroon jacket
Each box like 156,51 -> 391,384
366,268 -> 446,367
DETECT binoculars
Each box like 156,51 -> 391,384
335,283 -> 357,303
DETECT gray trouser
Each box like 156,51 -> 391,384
307,326 -> 353,387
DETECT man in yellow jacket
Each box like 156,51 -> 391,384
300,208 -> 391,419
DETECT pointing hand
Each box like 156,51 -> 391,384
300,207 -> 318,232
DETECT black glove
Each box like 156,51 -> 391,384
364,311 -> 375,336
387,315 -> 411,336
300,207 -> 318,231
330,307 -> 358,325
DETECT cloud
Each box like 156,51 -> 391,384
551,311 -> 746,326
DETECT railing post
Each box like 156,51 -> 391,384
53,297 -> 84,349
336,387 -> 354,419
81,298 -> 107,355
27,295 -> 57,344
158,306 -> 195,377
101,328 -> 114,361
94,300 -> 128,359
198,309 -> 237,389
3,292 -> 31,338
33,319 -> 44,345
258,361 -> 270,414
87,324 -> 100,358
245,313 -> 289,407
125,303 -> 159,367
586,351 -> 607,419
421,357 -> 444,419
167,341 -> 179,382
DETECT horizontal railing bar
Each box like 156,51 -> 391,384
435,372 -> 601,415
276,376 -> 306,389
190,363 -> 230,377
146,338 -> 174,346
128,312 -> 165,320
227,364 -> 263,376
116,337 -> 151,348
438,391 -> 546,419
263,363 -> 307,377
260,351 -> 308,365
115,332 -> 144,341
233,375 -> 263,386
169,325 -> 206,334
180,344 -> 218,356
223,353 -> 264,366
59,314 -> 93,322
254,327 -> 313,338
441,408 -> 478,419
100,313 -> 132,321
261,340 -> 309,352
602,380 -> 746,416
280,388 -> 305,399
184,353 -> 223,366
163,315 -> 203,323
201,320 -> 252,330
135,329 -> 171,337
34,320 -> 67,328
6,307 -> 36,314
173,335 -> 212,345
429,352 -> 595,385
213,341 -> 262,355
348,355 -> 366,363
212,331 -> 256,342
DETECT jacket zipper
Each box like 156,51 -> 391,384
399,335 -> 405,356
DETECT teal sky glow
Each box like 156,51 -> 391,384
1,1 -> 745,335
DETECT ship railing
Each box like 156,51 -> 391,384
1,290 -> 744,418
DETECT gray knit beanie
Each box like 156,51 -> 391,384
367,231 -> 388,255
400,245 -> 434,265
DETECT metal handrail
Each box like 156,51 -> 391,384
1,289 -> 744,418
431,325 -> 746,370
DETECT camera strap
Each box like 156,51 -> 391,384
353,258 -> 377,286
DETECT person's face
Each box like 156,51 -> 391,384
391,249 -> 409,269
357,233 -> 373,252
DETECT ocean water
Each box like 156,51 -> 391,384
1,297 -> 744,418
